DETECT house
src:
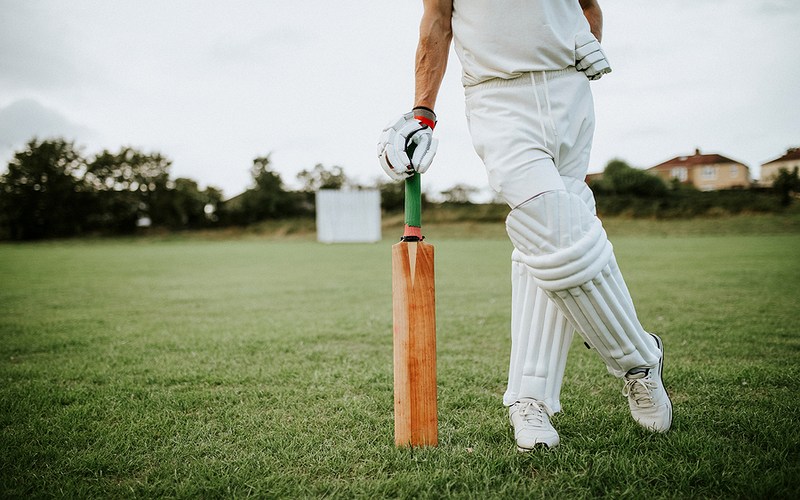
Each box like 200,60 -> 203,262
759,147 -> 800,187
646,149 -> 750,191
585,172 -> 604,184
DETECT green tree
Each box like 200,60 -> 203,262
377,180 -> 405,211
160,178 -> 223,229
223,155 -> 307,225
441,183 -> 478,204
0,138 -> 88,239
296,164 -> 347,192
85,147 -> 173,232
375,179 -> 430,212
602,159 -> 667,197
773,167 -> 800,206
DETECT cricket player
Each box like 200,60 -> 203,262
378,0 -> 672,451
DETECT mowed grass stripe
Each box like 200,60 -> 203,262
1,232 -> 798,498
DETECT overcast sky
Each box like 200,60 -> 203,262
1,0 -> 798,200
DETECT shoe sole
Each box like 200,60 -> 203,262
651,333 -> 673,432
516,442 -> 557,452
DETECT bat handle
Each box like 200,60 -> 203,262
402,173 -> 423,241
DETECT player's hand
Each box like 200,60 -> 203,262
378,107 -> 438,181
575,32 -> 611,81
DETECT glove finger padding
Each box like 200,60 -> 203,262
412,136 -> 438,174
576,50 -> 606,71
378,147 -> 410,180
574,32 -> 611,80
377,113 -> 415,180
575,33 -> 602,59
585,60 -> 610,80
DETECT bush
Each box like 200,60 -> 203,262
592,159 -> 668,197
594,189 -> 783,218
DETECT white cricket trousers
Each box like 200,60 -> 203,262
464,68 -> 660,411
465,67 -> 594,208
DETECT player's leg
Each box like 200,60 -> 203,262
545,69 -> 671,432
504,251 -> 573,412
506,188 -> 672,431
505,250 -> 573,450
466,76 -> 576,449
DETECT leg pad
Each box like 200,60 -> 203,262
506,190 -> 660,377
505,253 -> 573,412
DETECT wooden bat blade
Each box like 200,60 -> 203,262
392,240 -> 437,447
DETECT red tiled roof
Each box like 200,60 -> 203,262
763,147 -> 800,165
648,149 -> 740,171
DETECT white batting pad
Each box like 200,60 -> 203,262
506,190 -> 613,290
506,190 -> 661,377
504,253 -> 574,412
563,177 -> 597,215
547,263 -> 661,377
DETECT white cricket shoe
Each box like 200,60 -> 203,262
623,334 -> 673,433
509,398 -> 559,451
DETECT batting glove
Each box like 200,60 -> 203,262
378,107 -> 438,181
575,32 -> 611,80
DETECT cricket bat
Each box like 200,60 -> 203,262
392,172 -> 437,447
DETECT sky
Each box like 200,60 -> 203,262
1,0 -> 799,201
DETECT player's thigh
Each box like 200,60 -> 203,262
466,85 -> 564,207
551,71 -> 596,181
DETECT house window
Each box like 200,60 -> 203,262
702,166 -> 717,179
730,165 -> 738,178
671,167 -> 688,182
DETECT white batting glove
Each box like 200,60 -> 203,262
575,32 -> 611,80
378,107 -> 438,181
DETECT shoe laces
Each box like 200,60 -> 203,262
517,399 -> 550,427
622,372 -> 658,408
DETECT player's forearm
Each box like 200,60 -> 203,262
414,3 -> 452,110
580,0 -> 603,42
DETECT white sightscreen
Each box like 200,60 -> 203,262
315,189 -> 382,243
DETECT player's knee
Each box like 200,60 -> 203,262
505,189 -> 612,290
562,177 -> 597,216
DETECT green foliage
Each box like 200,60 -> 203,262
85,147 -> 173,233
377,179 -> 434,213
0,139 -> 224,238
590,159 -> 789,218
773,167 -> 800,206
4,140 -> 798,240
440,183 -> 479,204
595,189 -> 783,218
378,180 -> 405,211
221,155 -> 309,225
296,163 -> 347,192
0,138 -> 89,239
161,178 -> 223,229
592,158 -> 667,197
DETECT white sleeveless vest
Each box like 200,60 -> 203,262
452,0 -> 591,86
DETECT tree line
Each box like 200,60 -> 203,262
2,138 -> 797,240
0,137 -> 424,240
587,159 -> 799,218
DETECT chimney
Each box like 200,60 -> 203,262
694,148 -> 701,155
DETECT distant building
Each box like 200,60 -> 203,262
585,172 -> 604,184
759,147 -> 800,187
646,148 -> 750,191
315,189 -> 381,243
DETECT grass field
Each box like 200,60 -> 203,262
1,215 -> 799,498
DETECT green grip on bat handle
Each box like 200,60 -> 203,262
401,138 -> 423,241
404,173 -> 422,230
